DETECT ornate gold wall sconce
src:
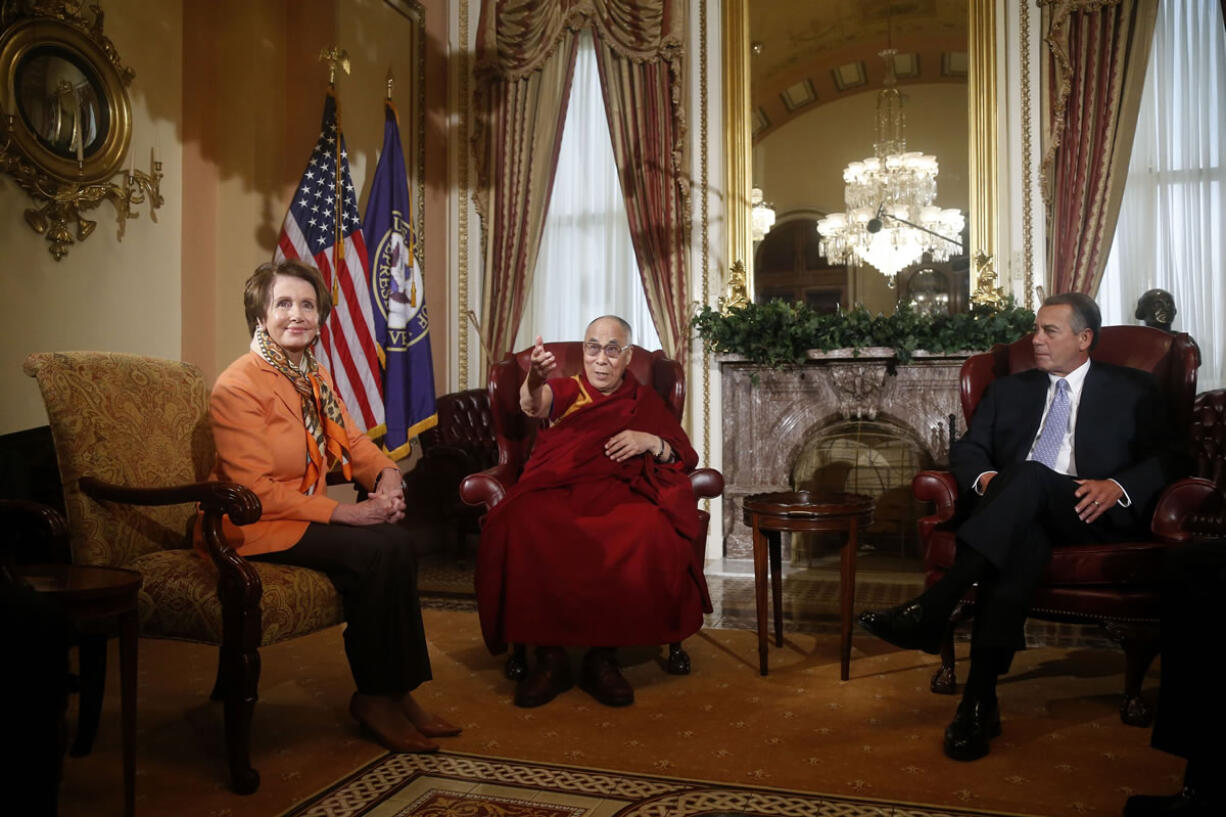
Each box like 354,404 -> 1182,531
0,2 -> 162,260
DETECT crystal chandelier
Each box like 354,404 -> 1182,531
816,49 -> 964,283
750,186 -> 776,242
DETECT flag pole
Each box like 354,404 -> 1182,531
319,45 -> 351,304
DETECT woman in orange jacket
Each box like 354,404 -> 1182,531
208,259 -> 456,753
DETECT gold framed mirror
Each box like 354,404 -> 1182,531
0,15 -> 132,183
0,3 -> 160,260
724,0 -> 999,308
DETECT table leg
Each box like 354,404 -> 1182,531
751,514 -> 770,676
70,632 -> 106,756
118,606 -> 138,817
840,517 -> 859,682
769,530 -> 784,647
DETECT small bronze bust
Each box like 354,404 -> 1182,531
1134,288 -> 1177,332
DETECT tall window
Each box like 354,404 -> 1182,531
1099,0 -> 1226,390
514,29 -> 661,352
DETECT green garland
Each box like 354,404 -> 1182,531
692,299 -> 1035,367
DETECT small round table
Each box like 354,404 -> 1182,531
742,490 -> 875,680
19,564 -> 141,817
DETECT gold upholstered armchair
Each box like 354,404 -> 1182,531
23,352 -> 344,794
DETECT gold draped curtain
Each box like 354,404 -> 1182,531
1040,0 -> 1158,296
472,0 -> 689,363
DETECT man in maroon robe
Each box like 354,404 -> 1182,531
476,316 -> 711,708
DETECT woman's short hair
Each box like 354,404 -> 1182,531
243,260 -> 332,336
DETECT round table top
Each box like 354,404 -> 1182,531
742,489 -> 875,518
16,563 -> 142,600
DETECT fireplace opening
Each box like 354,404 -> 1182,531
790,418 -> 932,561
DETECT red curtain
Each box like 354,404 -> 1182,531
592,1 -> 689,362
472,0 -> 687,362
472,2 -> 581,364
1041,0 -> 1158,296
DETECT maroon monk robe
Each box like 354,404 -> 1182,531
476,370 -> 712,653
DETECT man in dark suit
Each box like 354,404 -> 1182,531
860,292 -> 1179,761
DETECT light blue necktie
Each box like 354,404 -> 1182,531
1032,378 -> 1070,469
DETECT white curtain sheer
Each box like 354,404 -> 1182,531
514,30 -> 662,353
1099,0 -> 1226,391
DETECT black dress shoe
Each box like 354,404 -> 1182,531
1124,788 -> 1221,817
514,647 -> 573,708
943,697 -> 1001,761
580,648 -> 634,707
858,600 -> 944,654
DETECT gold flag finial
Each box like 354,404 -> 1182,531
386,67 -> 395,100
318,46 -> 351,86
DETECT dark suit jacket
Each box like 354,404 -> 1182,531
949,361 -> 1176,528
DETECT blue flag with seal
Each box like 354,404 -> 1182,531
364,98 -> 436,459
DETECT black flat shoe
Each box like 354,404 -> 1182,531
943,697 -> 1001,761
858,601 -> 944,654
514,647 -> 573,708
1124,788 -> 1221,817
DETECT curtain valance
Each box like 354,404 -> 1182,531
476,0 -> 682,80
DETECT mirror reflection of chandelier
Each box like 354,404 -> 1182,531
816,49 -> 964,283
750,186 -> 776,242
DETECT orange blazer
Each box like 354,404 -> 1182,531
200,351 -> 394,556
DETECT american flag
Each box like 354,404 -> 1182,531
275,92 -> 384,433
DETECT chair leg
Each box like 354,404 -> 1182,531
930,600 -> 970,695
505,644 -> 527,681
930,625 -> 957,695
666,642 -> 691,675
70,633 -> 107,756
209,652 -> 228,701
1103,621 -> 1159,727
220,644 -> 261,794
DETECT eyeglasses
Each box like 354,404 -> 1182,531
583,341 -> 627,359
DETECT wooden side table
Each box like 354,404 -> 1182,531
19,564 -> 141,817
742,490 -> 875,680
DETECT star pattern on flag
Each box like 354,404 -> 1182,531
286,124 -> 364,255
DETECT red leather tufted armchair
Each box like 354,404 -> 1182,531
408,388 -> 498,561
912,326 -> 1221,726
459,343 -> 723,677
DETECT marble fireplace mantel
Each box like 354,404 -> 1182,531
718,350 -> 970,559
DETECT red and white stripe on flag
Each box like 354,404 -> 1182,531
274,93 -> 384,434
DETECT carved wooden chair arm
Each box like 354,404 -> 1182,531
0,498 -> 69,542
78,476 -> 263,599
0,499 -> 70,576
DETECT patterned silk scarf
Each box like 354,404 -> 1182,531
254,327 -> 353,493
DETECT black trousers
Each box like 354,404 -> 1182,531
956,460 -> 1143,669
253,523 -> 432,695
1150,540 -> 1226,763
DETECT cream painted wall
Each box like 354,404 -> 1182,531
0,0 -> 184,434
756,83 -> 969,313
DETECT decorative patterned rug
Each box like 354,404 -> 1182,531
282,752 -> 1034,817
